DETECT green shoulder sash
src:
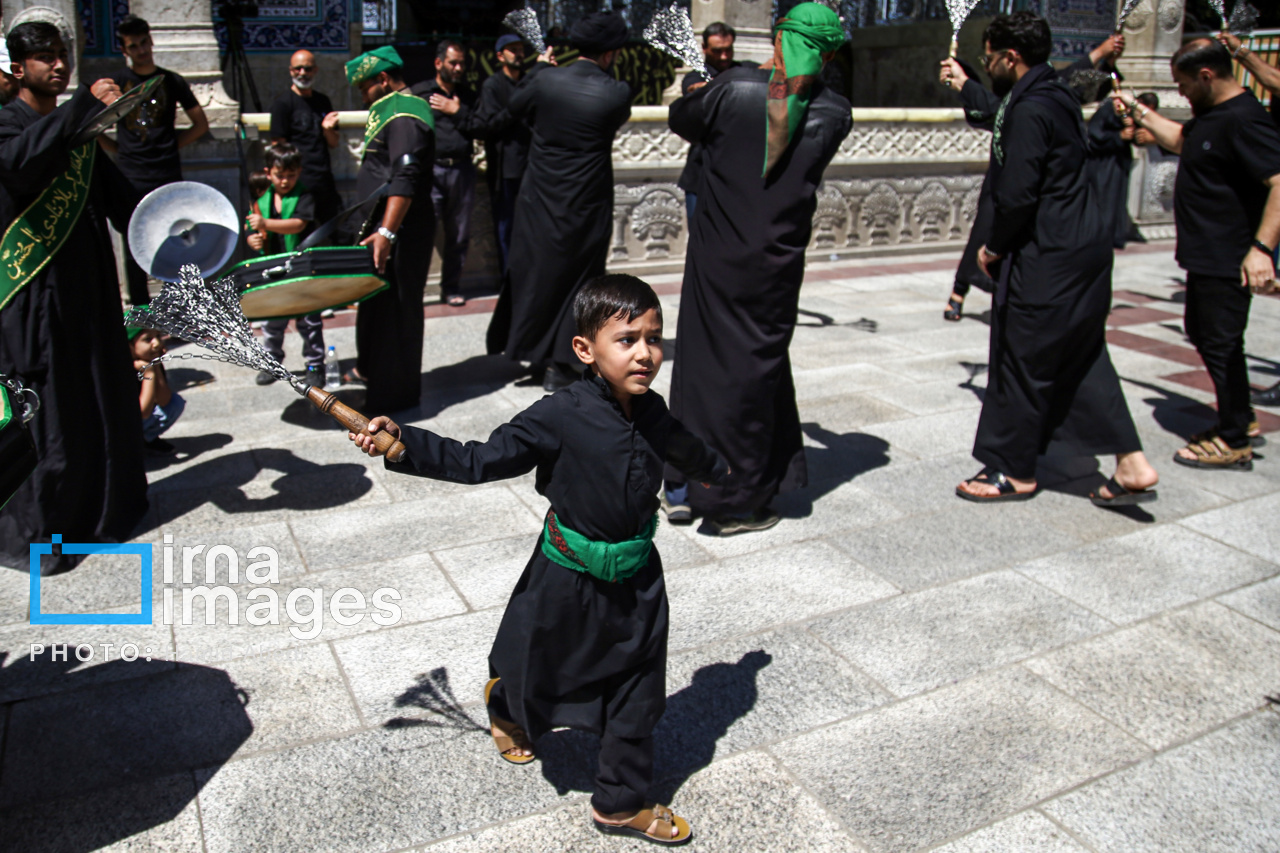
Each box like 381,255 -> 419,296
362,90 -> 434,160
253,187 -> 302,254
0,143 -> 96,311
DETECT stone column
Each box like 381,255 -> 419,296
126,0 -> 239,127
2,2 -> 81,90
1116,0 -> 1188,112
691,0 -> 773,66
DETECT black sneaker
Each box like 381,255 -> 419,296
660,492 -> 693,524
706,508 -> 781,536
145,437 -> 176,456
255,370 -> 277,386
305,365 -> 324,387
1252,381 -> 1280,407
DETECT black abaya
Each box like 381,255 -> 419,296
663,66 -> 852,515
354,109 -> 434,412
1086,103 -> 1135,249
384,373 -> 724,742
485,61 -> 631,366
954,78 -> 1002,296
0,88 -> 149,574
973,64 -> 1141,479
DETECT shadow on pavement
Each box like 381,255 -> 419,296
144,432 -> 235,474
766,424 -> 891,523
0,652 -> 252,851
383,666 -> 486,734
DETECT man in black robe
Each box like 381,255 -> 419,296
485,12 -> 632,393
956,12 -> 1158,505
677,22 -> 757,221
662,2 -> 850,534
476,34 -> 535,275
940,56 -> 1001,320
0,23 -> 148,574
346,46 -> 435,413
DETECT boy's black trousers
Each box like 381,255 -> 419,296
488,679 -> 652,813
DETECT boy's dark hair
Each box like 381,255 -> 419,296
983,12 -> 1052,67
703,22 -> 735,45
116,14 -> 150,43
263,141 -> 302,172
1171,39 -> 1232,79
248,169 -> 272,197
1136,91 -> 1160,110
574,274 -> 662,340
436,39 -> 464,62
7,22 -> 62,64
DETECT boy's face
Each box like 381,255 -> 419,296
132,329 -> 165,361
268,165 -> 301,194
121,32 -> 154,69
15,39 -> 70,97
573,307 -> 663,398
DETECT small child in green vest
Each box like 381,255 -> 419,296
348,275 -> 730,845
245,142 -> 325,387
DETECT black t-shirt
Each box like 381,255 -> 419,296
108,66 -> 199,191
1175,91 -> 1280,276
269,89 -> 336,192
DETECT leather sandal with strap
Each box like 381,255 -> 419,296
1089,475 -> 1158,507
944,295 -> 964,322
1173,435 -> 1253,471
594,803 -> 692,846
955,466 -> 1038,503
1192,423 -> 1266,449
483,678 -> 535,765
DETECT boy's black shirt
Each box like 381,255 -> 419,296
387,372 -> 727,542
1175,91 -> 1280,276
107,66 -> 199,190
268,89 -> 336,194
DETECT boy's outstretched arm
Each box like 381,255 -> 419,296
350,399 -> 560,485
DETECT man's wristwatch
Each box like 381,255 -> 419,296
376,226 -> 398,244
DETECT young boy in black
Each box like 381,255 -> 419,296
245,142 -> 325,387
349,275 -> 726,845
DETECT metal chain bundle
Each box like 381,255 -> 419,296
502,7 -> 547,56
644,4 -> 706,76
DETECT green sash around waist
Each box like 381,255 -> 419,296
541,509 -> 658,584
0,143 -> 96,312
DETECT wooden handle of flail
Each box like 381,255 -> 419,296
304,386 -> 407,462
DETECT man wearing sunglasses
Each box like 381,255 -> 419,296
956,12 -> 1158,507
269,50 -> 342,224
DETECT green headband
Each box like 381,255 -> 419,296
764,3 -> 845,177
124,306 -> 152,340
346,45 -> 404,86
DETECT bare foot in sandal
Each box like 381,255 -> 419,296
593,804 -> 691,845
1093,450 -> 1159,499
956,469 -> 1036,500
483,678 -> 534,764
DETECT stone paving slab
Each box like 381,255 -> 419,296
770,667 -> 1149,853
1042,711 -> 1280,852
931,811 -> 1088,853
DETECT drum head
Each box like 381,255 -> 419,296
239,274 -> 389,321
70,75 -> 164,147
128,181 -> 241,281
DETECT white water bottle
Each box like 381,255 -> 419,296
324,345 -> 341,390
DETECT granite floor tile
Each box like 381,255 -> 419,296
656,627 -> 890,781
1043,711 -> 1280,853
770,667 -> 1148,853
832,504 -> 1083,591
0,611 -> 176,704
0,772 -> 205,853
331,607 -> 503,727
1015,525 -> 1276,624
0,663 -> 253,809
1218,575 -> 1280,630
195,725 -> 567,853
1024,602 -> 1280,749
0,567 -> 28,625
305,552 -> 470,641
809,571 -> 1111,697
664,541 -> 899,652
423,750 -> 866,853
431,535 -> 538,611
289,486 -> 542,573
1179,491 -> 1280,563
864,378 -> 985,417
793,363 -> 910,401
931,811 -> 1088,852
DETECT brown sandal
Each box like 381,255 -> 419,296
1173,435 -> 1253,471
594,803 -> 692,846
484,678 -> 535,765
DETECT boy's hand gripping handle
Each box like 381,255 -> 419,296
303,386 -> 407,462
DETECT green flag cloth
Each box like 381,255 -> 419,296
764,2 -> 845,177
362,90 -> 435,159
346,45 -> 404,86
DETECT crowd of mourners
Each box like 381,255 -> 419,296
1,3 -> 1279,845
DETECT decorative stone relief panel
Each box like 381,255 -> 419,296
833,122 -> 990,164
